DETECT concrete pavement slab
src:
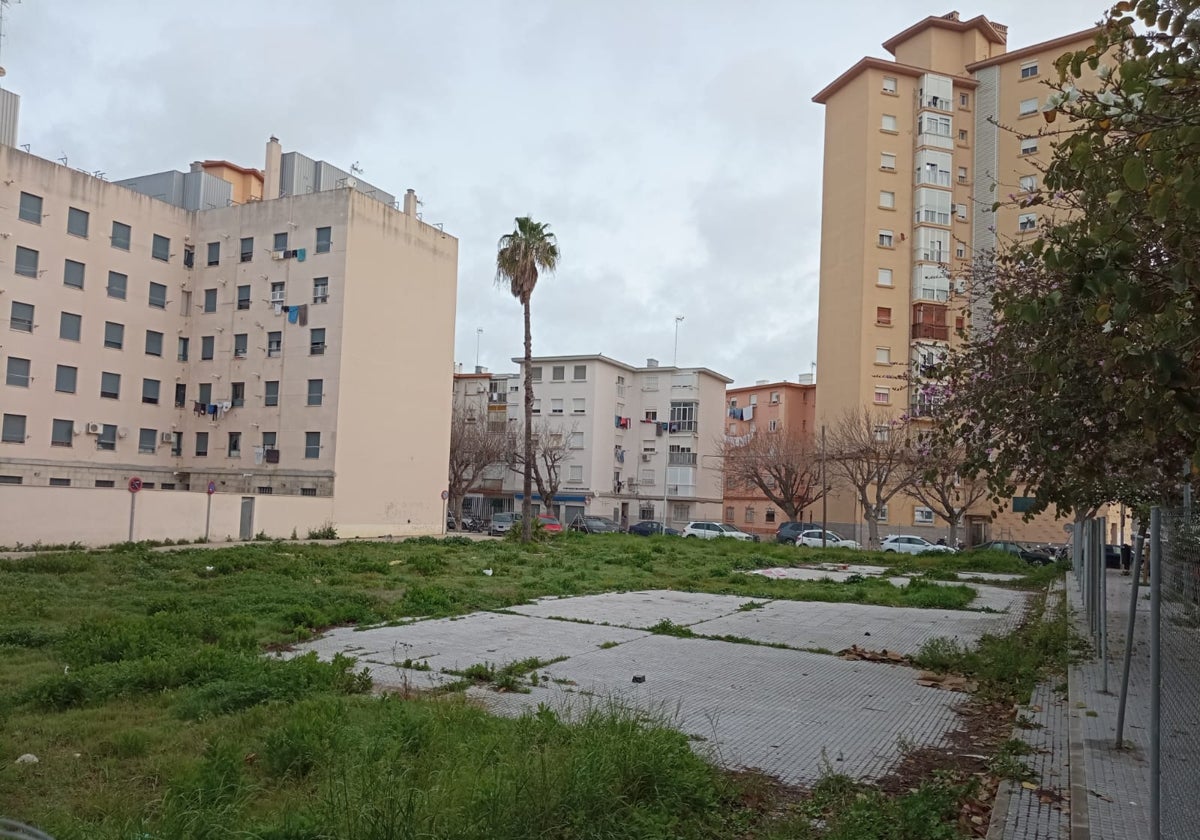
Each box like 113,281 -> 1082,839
508,590 -> 755,628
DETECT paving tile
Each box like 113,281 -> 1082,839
998,679 -> 1071,840
508,590 -> 754,628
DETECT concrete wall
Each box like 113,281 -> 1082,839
0,485 -> 334,546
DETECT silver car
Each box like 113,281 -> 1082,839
488,512 -> 519,536
880,534 -> 956,554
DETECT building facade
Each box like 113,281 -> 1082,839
1,126 -> 458,543
812,11 -> 1101,544
722,379 -> 817,538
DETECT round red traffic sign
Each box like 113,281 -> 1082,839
440,490 -> 449,501
128,476 -> 143,494
207,481 -> 217,495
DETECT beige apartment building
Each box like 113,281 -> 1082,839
722,379 -> 817,538
812,11 -> 1102,545
1,116 -> 458,544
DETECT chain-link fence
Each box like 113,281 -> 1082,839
1157,508 -> 1200,840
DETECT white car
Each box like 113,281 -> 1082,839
880,534 -> 957,554
794,529 -> 861,549
683,521 -> 756,541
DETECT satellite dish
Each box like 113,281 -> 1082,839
0,67 -> 8,77
345,177 -> 357,189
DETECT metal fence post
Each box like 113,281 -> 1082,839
1150,507 -> 1161,840
1115,533 -> 1144,747
1100,516 -> 1109,693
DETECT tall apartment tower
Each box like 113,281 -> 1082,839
812,12 -> 1100,542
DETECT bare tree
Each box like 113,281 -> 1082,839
507,419 -> 576,518
903,438 -> 989,547
723,427 -> 824,522
447,404 -> 509,526
824,407 -> 920,548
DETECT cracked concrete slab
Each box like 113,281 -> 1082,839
508,590 -> 756,628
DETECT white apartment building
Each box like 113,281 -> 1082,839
0,110 -> 458,544
503,355 -> 731,528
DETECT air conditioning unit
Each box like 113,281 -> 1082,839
270,250 -> 285,261
160,431 -> 175,443
641,453 -> 653,462
117,427 -> 129,439
85,422 -> 103,435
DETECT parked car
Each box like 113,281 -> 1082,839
774,522 -> 809,544
683,521 -> 756,541
569,515 -> 621,534
1105,544 -> 1123,569
627,520 -> 680,537
488,512 -> 520,536
719,523 -> 760,542
537,514 -> 562,533
880,534 -> 957,554
794,529 -> 861,549
972,540 -> 1054,566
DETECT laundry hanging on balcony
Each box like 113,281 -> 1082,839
614,416 -> 631,429
728,406 -> 744,420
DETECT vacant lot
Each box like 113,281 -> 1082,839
0,535 -> 1062,838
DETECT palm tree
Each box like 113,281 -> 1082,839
496,217 -> 559,542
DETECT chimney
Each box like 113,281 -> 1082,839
264,136 -> 282,200
646,358 -> 659,368
403,188 -> 418,216
190,161 -> 203,173
755,379 -> 768,385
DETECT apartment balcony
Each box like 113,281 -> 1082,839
668,452 -> 697,466
912,322 -> 950,341
911,302 -> 949,341
487,392 -> 510,405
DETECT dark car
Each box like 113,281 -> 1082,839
774,522 -> 808,544
973,540 -> 1054,566
569,515 -> 621,534
628,520 -> 681,537
1105,544 -> 1123,569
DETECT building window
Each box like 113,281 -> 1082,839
145,330 -> 164,357
94,479 -> 115,488
9,300 -> 33,333
769,391 -> 780,404
310,328 -> 326,355
532,399 -> 541,414
957,166 -> 968,183
914,506 -> 935,524
262,431 -> 277,450
18,192 -> 42,224
877,267 -> 893,287
201,336 -> 215,360
104,321 -> 124,350
61,258 -> 86,289
177,336 -> 190,362
273,232 -> 288,252
228,431 -> 242,458
97,424 -> 117,452
959,92 -> 970,108
1020,60 -> 1038,79
881,114 -> 897,132
14,245 -> 38,277
874,387 -> 890,405
551,398 -> 564,415
236,285 -> 251,310
564,464 -> 584,483
267,331 -> 282,357
876,306 -> 892,326
880,152 -> 896,171
51,418 -> 74,447
170,432 -> 182,457
768,419 -> 780,432
198,383 -> 212,405
100,371 -> 121,399
876,504 -> 889,522
669,400 -> 698,432
1018,213 -> 1037,232
230,381 -> 245,408
1020,137 -> 1038,156
882,76 -> 897,94
203,288 -> 218,313
304,431 -> 321,459
879,190 -> 895,209
878,230 -> 894,247
5,356 -> 29,387
0,413 -> 23,443
551,365 -> 565,382
955,203 -> 967,221
59,311 -> 81,341
956,243 -> 966,259
141,378 -> 160,405
240,236 -> 254,262
530,366 -> 542,382
957,129 -> 968,143
315,226 -> 332,254
724,506 -> 735,522
573,364 -> 587,381
55,364 -> 77,393
138,428 -> 157,455
234,333 -> 248,358
569,432 -> 583,449
195,432 -> 208,457
743,506 -> 755,523
572,398 -> 586,414
151,234 -> 170,262
1019,174 -> 1038,193
875,347 -> 891,365
111,221 -> 131,250
174,383 -> 186,408
749,394 -> 758,406
107,271 -> 127,300
313,277 -> 329,303
307,378 -> 323,406
264,380 -> 280,406
1019,97 -> 1038,117
201,241 -> 219,268
257,486 -> 274,495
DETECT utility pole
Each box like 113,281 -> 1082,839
821,424 -> 827,548
474,327 -> 483,371
673,316 -> 684,367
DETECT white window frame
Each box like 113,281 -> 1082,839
874,387 -> 890,405
875,346 -> 891,365
880,153 -> 896,171
1019,174 -> 1038,193
567,464 -> 583,483
881,114 -> 897,131
882,76 -> 897,94
1019,97 -> 1038,117
877,268 -> 893,287
878,230 -> 894,247
572,397 -> 586,414
1019,213 -> 1037,232
914,506 -> 935,525
879,190 -> 895,209
1020,137 -> 1038,155
1020,60 -> 1038,79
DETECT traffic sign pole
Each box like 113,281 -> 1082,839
441,489 -> 449,536
128,476 -> 142,542
205,481 -> 216,542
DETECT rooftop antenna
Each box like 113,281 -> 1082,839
0,0 -> 20,88
350,161 -> 363,176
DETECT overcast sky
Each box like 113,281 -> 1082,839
8,1 -> 1102,386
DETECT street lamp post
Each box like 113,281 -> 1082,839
474,328 -> 483,371
673,316 -> 684,367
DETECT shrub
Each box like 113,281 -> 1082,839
307,522 -> 338,540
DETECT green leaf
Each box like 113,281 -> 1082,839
1123,157 -> 1148,191
1106,189 -> 1125,205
